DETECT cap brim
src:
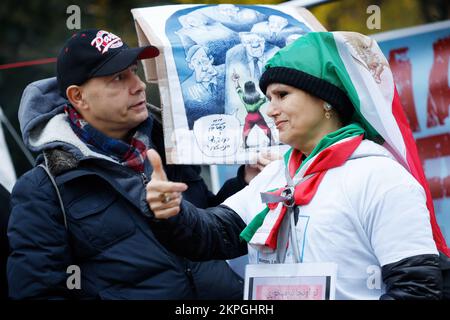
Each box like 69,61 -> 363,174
137,45 -> 160,60
91,45 -> 159,77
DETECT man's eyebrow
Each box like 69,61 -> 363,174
110,64 -> 138,76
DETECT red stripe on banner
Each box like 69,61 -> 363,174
416,133 -> 450,159
0,58 -> 56,70
416,134 -> 450,199
391,85 -> 450,257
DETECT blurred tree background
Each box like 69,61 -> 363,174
0,0 -> 448,178
308,0 -> 449,34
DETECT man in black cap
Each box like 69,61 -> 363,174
6,29 -> 268,299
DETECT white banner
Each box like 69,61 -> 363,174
373,20 -> 450,243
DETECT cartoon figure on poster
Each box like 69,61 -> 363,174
196,4 -> 267,32
165,5 -> 311,154
224,31 -> 279,149
251,15 -> 307,48
175,12 -> 240,65
231,72 -> 274,149
181,45 -> 226,129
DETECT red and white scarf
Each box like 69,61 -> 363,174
240,124 -> 365,255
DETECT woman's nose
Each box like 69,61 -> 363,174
266,101 -> 278,118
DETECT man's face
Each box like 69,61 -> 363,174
189,48 -> 217,83
241,34 -> 265,58
268,16 -> 288,33
218,4 -> 239,17
185,15 -> 205,28
78,64 -> 148,139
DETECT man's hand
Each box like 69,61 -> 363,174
244,151 -> 282,184
146,149 -> 187,219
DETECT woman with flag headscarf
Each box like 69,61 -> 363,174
146,32 -> 447,299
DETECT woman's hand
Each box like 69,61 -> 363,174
244,151 -> 282,184
146,149 -> 187,219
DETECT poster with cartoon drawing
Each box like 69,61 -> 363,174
132,4 -> 325,164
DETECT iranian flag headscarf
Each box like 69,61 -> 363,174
247,31 -> 449,257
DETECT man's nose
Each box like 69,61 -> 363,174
131,73 -> 146,93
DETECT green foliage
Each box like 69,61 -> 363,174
310,0 -> 449,34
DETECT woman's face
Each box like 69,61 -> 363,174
265,83 -> 332,153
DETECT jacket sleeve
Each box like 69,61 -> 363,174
150,200 -> 248,261
7,168 -> 73,299
380,254 -> 443,300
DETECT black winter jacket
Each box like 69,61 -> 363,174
7,77 -> 247,300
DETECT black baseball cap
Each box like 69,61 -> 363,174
57,29 -> 159,98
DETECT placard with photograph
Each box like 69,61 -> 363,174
244,262 -> 337,300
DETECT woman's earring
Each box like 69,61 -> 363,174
323,102 -> 332,111
324,102 -> 332,119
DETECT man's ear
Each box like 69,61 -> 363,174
66,85 -> 88,111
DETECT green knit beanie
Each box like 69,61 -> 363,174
259,32 -> 354,122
